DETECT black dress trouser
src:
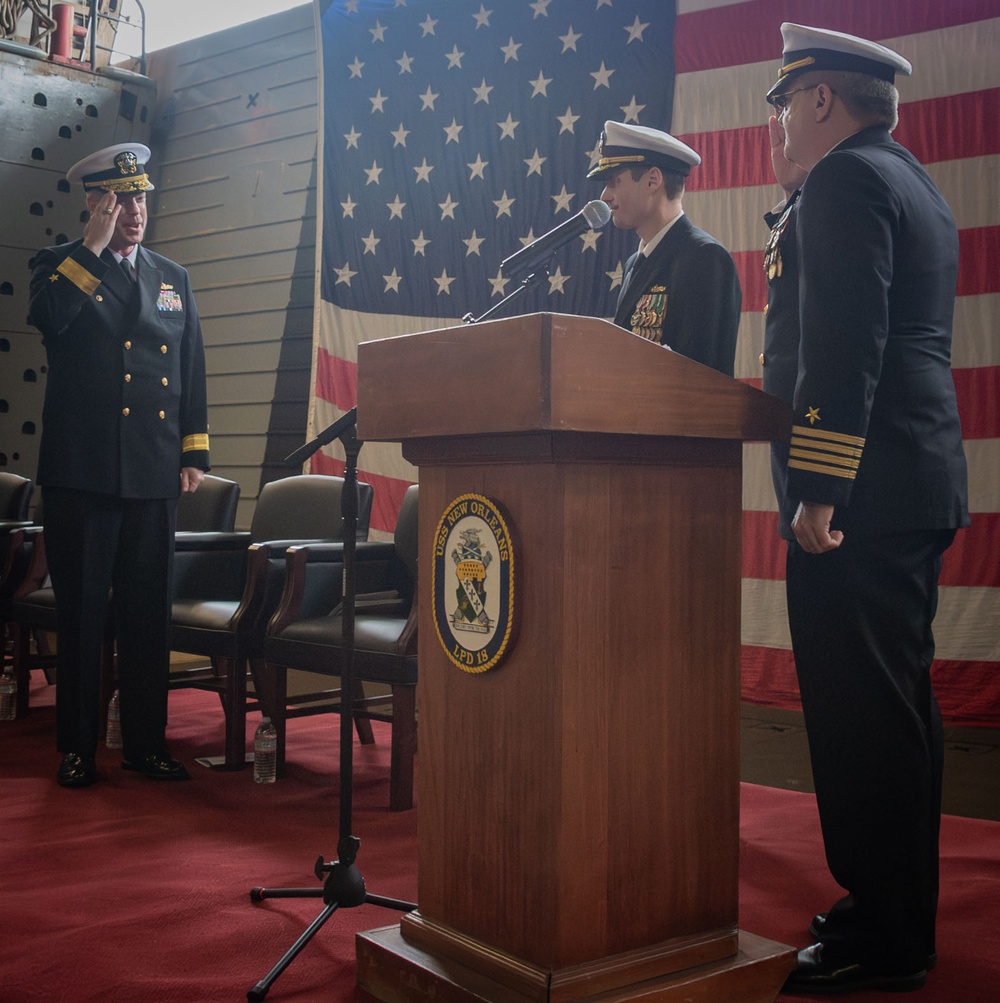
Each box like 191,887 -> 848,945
785,528 -> 955,972
43,486 -> 177,761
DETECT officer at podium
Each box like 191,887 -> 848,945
588,121 -> 742,377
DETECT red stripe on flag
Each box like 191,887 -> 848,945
309,451 -> 412,536
741,646 -> 1000,727
683,89 -> 1000,192
744,510 -> 1000,587
954,366 -> 1000,441
941,513 -> 1000,587
929,659 -> 1000,727
681,125 -> 773,193
315,347 -> 358,409
675,0 -> 997,74
741,645 -> 800,710
743,509 -> 786,579
894,89 -> 1000,165
734,249 -> 768,313
959,227 -> 1000,297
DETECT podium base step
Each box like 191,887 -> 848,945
356,925 -> 796,1003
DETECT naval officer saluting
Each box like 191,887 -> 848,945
28,143 -> 210,787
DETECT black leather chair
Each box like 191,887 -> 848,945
176,473 -> 241,534
168,474 -> 374,769
8,526 -> 114,718
259,484 -> 418,809
1,473 -> 35,657
0,472 -> 33,524
6,475 -> 241,720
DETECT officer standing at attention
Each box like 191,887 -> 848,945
588,120 -> 742,377
761,24 -> 969,994
28,143 -> 210,788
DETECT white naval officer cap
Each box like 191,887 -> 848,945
766,22 -> 912,105
66,142 -> 155,193
587,121 -> 701,179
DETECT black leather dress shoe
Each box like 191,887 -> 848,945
121,751 -> 191,781
57,752 -> 99,788
809,913 -> 938,971
784,943 -> 927,995
808,911 -> 827,939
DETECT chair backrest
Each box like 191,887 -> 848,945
176,474 -> 241,532
250,474 -> 373,543
0,473 -> 33,521
394,484 -> 419,584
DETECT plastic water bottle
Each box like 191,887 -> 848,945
253,717 -> 277,784
105,688 -> 122,749
0,665 -> 16,721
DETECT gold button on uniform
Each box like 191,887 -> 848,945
159,411 -> 165,419
161,377 -> 169,386
160,345 -> 168,354
124,373 -> 131,382
122,407 -> 130,416
759,353 -> 765,366
763,304 -> 769,315
124,340 -> 131,349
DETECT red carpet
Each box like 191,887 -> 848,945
2,675 -> 998,1003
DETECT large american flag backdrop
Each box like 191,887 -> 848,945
309,0 -> 1000,727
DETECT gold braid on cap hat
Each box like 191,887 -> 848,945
83,174 -> 153,193
778,55 -> 816,79
594,154 -> 648,170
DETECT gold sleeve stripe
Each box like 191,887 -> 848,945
789,447 -> 860,471
792,424 -> 866,448
182,434 -> 210,453
56,257 -> 101,297
790,435 -> 863,459
788,458 -> 857,480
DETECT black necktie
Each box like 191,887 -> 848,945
119,257 -> 136,282
619,252 -> 644,305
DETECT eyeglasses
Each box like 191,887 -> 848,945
770,84 -> 819,112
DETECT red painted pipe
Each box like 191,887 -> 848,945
51,3 -> 74,60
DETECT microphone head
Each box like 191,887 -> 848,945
582,199 -> 612,230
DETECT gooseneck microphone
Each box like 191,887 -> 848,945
500,200 -> 612,278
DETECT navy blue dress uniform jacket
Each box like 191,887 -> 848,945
28,240 -> 210,497
763,126 -> 968,539
614,213 -> 742,377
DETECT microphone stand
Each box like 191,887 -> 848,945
246,407 -> 416,1002
462,263 -> 550,324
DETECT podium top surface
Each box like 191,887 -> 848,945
356,312 -> 790,444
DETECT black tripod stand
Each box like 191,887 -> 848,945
247,408 -> 416,1002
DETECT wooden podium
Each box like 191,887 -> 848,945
354,313 -> 796,1002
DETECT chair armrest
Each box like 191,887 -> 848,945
172,537 -> 252,601
0,520 -> 33,534
293,541 -> 397,563
395,592 -> 419,657
1,527 -> 27,587
174,530 -> 252,552
266,543 -> 350,635
324,590 -> 410,622
266,541 -> 400,636
267,546 -> 313,637
13,527 -> 49,598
